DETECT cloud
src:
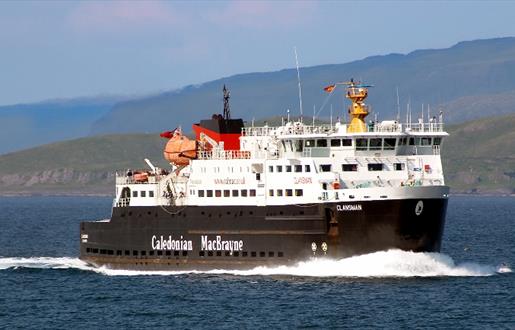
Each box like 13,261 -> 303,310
204,1 -> 317,30
67,1 -> 185,33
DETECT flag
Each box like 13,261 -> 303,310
324,84 -> 336,93
159,128 -> 177,139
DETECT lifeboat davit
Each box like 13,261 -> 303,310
163,131 -> 197,166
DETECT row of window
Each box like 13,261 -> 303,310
132,190 -> 155,198
198,189 -> 257,198
306,137 -> 442,150
355,137 -> 442,151
268,164 -> 310,173
305,138 -> 353,148
268,189 -> 303,197
319,163 -> 406,172
86,248 -> 284,258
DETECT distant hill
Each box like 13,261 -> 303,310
0,113 -> 514,195
0,96 -> 127,155
91,37 -> 515,135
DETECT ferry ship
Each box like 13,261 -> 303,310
80,81 -> 449,270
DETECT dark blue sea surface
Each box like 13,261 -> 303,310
0,196 -> 513,329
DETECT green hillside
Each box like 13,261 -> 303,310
443,113 -> 515,194
0,114 -> 514,195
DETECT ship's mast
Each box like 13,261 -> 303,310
223,84 -> 231,120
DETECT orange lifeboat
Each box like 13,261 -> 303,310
163,131 -> 197,166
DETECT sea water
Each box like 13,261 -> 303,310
0,196 -> 513,328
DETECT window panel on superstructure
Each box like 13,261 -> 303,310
356,138 -> 368,150
342,164 -> 358,172
421,137 -> 431,146
305,140 -> 315,148
368,163 -> 384,171
369,138 -> 382,150
316,139 -> 327,147
342,139 -> 352,147
383,138 -> 396,150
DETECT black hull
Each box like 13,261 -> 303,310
80,197 -> 448,271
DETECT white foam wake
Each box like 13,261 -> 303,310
0,250 -> 511,278
0,257 -> 91,271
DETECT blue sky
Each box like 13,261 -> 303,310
1,0 -> 514,106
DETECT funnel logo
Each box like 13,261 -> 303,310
415,201 -> 424,216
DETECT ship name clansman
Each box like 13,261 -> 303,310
151,235 -> 193,251
336,204 -> 363,211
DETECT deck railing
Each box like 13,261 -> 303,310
241,122 -> 444,137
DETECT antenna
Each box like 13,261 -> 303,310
396,87 -> 400,122
294,46 -> 303,122
312,104 -> 315,126
330,104 -> 333,127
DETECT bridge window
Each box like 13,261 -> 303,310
206,190 -> 213,197
295,140 -> 303,152
295,189 -> 303,196
241,189 -> 248,197
276,189 -> 283,197
250,189 -> 256,197
330,139 -> 341,147
368,163 -> 384,171
369,138 -> 382,150
421,137 -> 432,146
215,190 -> 222,197
232,190 -> 239,197
286,165 -> 292,172
433,137 -> 442,145
342,139 -> 352,146
140,191 -> 146,197
409,138 -> 415,145
224,190 -> 230,197
383,138 -> 396,150
316,139 -> 327,147
286,189 -> 293,196
132,191 -> 138,197
276,165 -> 283,172
342,164 -> 358,172
394,163 -> 405,171
304,165 -> 311,172
294,165 -> 302,172
198,190 -> 205,197
356,138 -> 368,150
305,139 -> 315,147
320,164 -> 332,172
269,189 -> 274,197
268,165 -> 273,172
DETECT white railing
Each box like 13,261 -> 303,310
242,121 -> 444,137
242,124 -> 336,137
115,172 -> 165,185
198,150 -> 252,160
